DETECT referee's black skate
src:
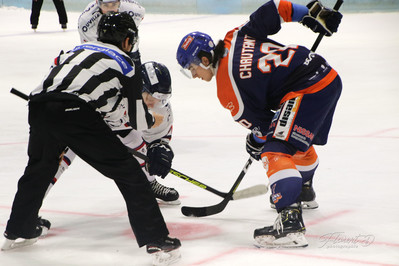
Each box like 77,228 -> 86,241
270,180 -> 319,209
37,216 -> 51,236
150,180 -> 180,205
146,236 -> 181,265
254,203 -> 308,248
2,226 -> 43,251
1,216 -> 51,251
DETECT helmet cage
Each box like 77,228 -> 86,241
97,0 -> 121,9
151,92 -> 171,108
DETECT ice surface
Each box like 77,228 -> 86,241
0,7 -> 398,266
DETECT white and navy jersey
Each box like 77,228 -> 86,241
142,102 -> 173,144
30,41 -> 152,131
78,0 -> 145,52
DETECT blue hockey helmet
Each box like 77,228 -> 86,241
176,31 -> 215,69
141,61 -> 172,107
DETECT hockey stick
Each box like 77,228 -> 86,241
311,0 -> 344,52
127,146 -> 267,201
10,88 -> 268,201
10,88 -> 29,100
181,157 -> 254,217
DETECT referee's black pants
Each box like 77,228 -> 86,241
30,0 -> 68,26
6,99 -> 168,247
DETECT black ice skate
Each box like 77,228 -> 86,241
299,180 -> 319,209
1,216 -> 51,251
150,180 -> 180,205
270,180 -> 319,209
254,204 -> 308,248
37,216 -> 51,236
2,227 -> 42,251
147,236 -> 181,266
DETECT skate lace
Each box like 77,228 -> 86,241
151,181 -> 173,196
273,212 -> 284,234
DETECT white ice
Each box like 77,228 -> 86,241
0,6 -> 399,266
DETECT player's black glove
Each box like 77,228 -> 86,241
128,50 -> 142,66
146,140 -> 174,178
300,1 -> 343,37
246,133 -> 264,161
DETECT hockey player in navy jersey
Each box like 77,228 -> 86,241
177,0 -> 342,248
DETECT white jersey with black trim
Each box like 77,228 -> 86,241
78,0 -> 145,51
142,102 -> 173,144
31,41 -> 151,132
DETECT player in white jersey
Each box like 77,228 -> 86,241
138,61 -> 180,203
78,0 -> 144,64
44,0 -> 179,204
141,62 -> 173,145
78,0 -> 145,45
115,66 -> 179,204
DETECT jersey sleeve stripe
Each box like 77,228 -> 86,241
274,0 -> 293,22
216,29 -> 245,120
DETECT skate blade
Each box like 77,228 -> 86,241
157,199 -> 181,206
301,200 -> 319,209
1,237 -> 38,251
40,226 -> 49,237
254,232 -> 308,248
152,249 -> 181,266
270,201 -> 319,210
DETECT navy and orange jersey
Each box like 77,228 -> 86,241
216,0 -> 337,136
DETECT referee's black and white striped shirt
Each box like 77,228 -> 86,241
30,41 -> 152,131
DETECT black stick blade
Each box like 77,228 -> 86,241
181,197 -> 230,217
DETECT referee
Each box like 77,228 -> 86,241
3,12 -> 181,261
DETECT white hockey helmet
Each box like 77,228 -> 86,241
97,0 -> 121,11
97,0 -> 120,4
